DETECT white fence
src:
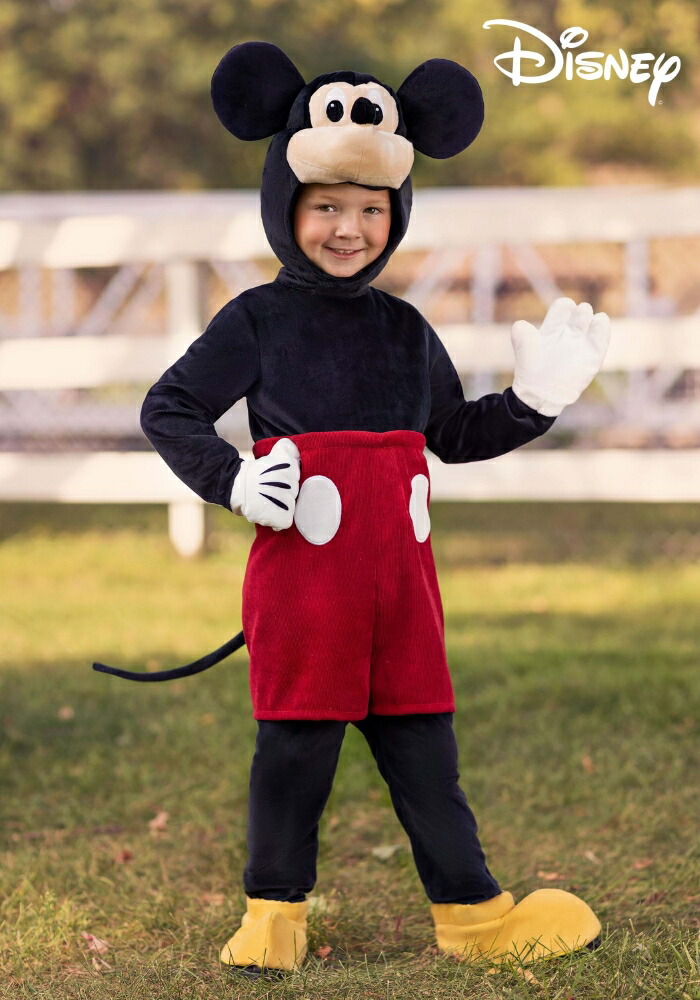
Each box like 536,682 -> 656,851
1,188 -> 698,555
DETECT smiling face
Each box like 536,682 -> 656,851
293,182 -> 392,277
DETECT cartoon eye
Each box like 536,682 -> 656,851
324,87 -> 346,123
367,89 -> 385,114
367,89 -> 385,123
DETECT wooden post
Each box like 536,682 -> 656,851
168,500 -> 209,559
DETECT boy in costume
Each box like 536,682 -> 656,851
138,42 -> 610,977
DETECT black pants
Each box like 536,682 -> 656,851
243,712 -> 501,905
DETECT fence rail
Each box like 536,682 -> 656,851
1,188 -> 698,555
2,314 -> 699,391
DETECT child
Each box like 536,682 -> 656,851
139,42 -> 610,978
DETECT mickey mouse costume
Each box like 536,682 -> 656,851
118,41 -> 610,976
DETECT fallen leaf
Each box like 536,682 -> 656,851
57,706 -> 75,721
537,870 -> 562,881
91,955 -> 112,972
633,858 -> 654,870
201,893 -> 225,907
114,849 -> 133,864
328,815 -> 340,830
642,891 -> 666,905
198,713 -> 215,726
514,967 -> 542,986
584,850 -> 601,864
64,966 -> 88,976
675,716 -> 695,733
394,915 -> 403,938
581,754 -> 595,774
81,932 -> 110,954
148,811 -> 169,836
371,844 -> 403,861
315,944 -> 333,959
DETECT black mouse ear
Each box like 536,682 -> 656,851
396,58 -> 484,159
211,41 -> 306,140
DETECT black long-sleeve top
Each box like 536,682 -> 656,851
140,279 -> 555,510
140,127 -> 556,508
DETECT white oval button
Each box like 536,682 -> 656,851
294,475 -> 342,545
409,474 -> 430,542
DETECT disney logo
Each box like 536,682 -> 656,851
483,20 -> 681,107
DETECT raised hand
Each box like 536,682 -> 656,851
510,298 -> 611,417
230,438 -> 301,531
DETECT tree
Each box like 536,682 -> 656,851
0,0 -> 697,191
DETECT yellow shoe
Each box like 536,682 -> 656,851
220,896 -> 309,972
431,889 -> 601,965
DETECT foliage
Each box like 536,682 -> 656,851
0,0 -> 698,191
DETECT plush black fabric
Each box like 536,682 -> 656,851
140,121 -> 555,510
396,58 -> 484,158
245,713 -> 501,904
211,42 -> 306,140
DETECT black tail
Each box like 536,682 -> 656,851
92,631 -> 246,682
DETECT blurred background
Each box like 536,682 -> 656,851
1,0 -> 699,557
2,6 -> 700,990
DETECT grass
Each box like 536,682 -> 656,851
1,502 -> 699,999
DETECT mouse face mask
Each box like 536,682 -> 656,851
211,42 -> 485,297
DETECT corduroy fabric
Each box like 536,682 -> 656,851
242,430 -> 455,720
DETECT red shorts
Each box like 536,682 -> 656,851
241,430 -> 455,720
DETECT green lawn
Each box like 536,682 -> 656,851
1,502 -> 698,999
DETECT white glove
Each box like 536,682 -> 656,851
230,438 -> 301,531
511,297 -> 611,417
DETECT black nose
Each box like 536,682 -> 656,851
351,97 -> 383,125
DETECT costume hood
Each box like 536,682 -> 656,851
259,71 -> 413,298
211,43 -> 484,298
